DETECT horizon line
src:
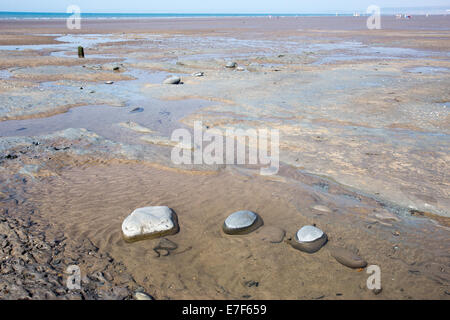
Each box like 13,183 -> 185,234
1,6 -> 449,15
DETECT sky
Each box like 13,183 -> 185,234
0,0 -> 449,13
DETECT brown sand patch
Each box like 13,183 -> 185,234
0,34 -> 59,46
18,161 -> 448,300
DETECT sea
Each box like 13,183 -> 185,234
1,6 -> 448,19
0,12 -> 351,19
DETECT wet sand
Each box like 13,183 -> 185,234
0,16 -> 449,300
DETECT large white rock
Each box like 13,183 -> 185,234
223,210 -> 262,234
122,206 -> 178,242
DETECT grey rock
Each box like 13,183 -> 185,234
130,107 -> 144,113
330,247 -> 367,269
134,291 -> 153,300
163,76 -> 181,85
288,225 -> 327,253
296,225 -> 324,242
225,61 -> 237,68
222,210 -> 262,235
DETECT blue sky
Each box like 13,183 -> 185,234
0,0 -> 448,13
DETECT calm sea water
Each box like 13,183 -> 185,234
0,12 -> 350,19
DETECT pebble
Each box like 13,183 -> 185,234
134,291 -> 153,300
222,210 -> 263,235
329,247 -> 367,269
288,225 -> 327,253
163,76 -> 181,85
130,107 -> 144,113
312,205 -> 332,213
244,280 -> 259,288
373,288 -> 382,295
122,206 -> 179,242
105,81 -> 114,85
225,61 -> 237,68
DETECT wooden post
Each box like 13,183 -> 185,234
78,46 -> 85,58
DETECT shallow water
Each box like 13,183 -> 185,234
407,66 -> 450,74
0,69 -> 10,79
22,162 -> 448,300
0,98 -> 211,144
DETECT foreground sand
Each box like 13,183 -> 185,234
0,16 -> 449,299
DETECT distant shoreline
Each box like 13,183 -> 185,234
0,12 -> 352,20
0,11 -> 449,20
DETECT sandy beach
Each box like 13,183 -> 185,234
0,16 -> 449,300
